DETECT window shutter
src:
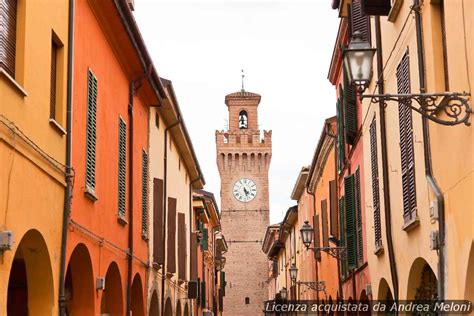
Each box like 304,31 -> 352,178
344,175 -> 357,270
361,0 -> 391,16
343,67 -> 358,145
396,50 -> 417,223
369,118 -> 382,249
321,199 -> 329,247
350,0 -> 371,43
188,280 -> 198,299
220,271 -> 226,296
118,118 -> 126,218
355,167 -> 363,265
0,0 -> 17,77
313,214 -> 321,260
336,96 -> 345,174
153,178 -> 164,264
167,197 -> 177,273
190,232 -> 198,280
329,180 -> 338,237
141,150 -> 149,237
86,69 -> 98,191
50,40 -> 58,119
200,281 -> 206,308
178,213 -> 186,280
201,227 -> 209,251
218,289 -> 224,311
339,197 -> 346,278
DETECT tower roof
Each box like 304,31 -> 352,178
225,90 -> 261,105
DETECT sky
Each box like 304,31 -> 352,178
134,0 -> 340,223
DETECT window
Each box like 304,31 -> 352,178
0,0 -> 17,77
321,199 -> 329,247
238,110 -> 248,129
155,112 -> 160,129
141,149 -> 149,236
344,174 -> 357,271
397,50 -> 417,226
49,34 -> 64,121
349,0 -> 371,43
343,66 -> 357,145
118,117 -> 127,218
336,86 -> 345,174
339,197 -> 346,278
369,117 -> 382,251
85,69 -> 98,197
245,297 -> 250,305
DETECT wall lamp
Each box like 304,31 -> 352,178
300,220 -> 346,261
343,31 -> 471,126
288,263 -> 326,292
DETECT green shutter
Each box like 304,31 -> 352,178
86,69 -> 98,191
141,150 -> 149,236
355,167 -> 363,265
339,197 -> 346,278
343,67 -> 358,145
201,227 -> 208,251
201,280 -> 206,307
344,174 -> 357,271
336,97 -> 345,174
118,117 -> 126,218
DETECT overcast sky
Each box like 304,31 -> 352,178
134,0 -> 340,223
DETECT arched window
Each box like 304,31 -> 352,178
239,111 -> 248,129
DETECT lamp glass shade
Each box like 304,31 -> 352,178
289,264 -> 298,282
300,220 -> 314,248
343,34 -> 376,88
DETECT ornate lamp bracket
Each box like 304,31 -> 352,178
361,92 -> 471,126
314,246 -> 346,261
297,281 -> 326,292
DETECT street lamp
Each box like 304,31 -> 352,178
280,287 -> 287,300
342,31 -> 376,94
289,264 -> 298,283
342,33 -> 471,126
299,222 -> 346,261
300,220 -> 314,249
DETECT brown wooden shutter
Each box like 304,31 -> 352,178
167,197 -> 177,273
178,212 -> 186,280
313,214 -> 321,260
0,0 -> 17,77
153,178 -> 164,264
190,232 -> 198,280
350,0 -> 371,43
50,40 -> 58,119
369,118 -> 382,249
355,167 -> 363,265
396,50 -> 417,224
329,180 -> 338,237
361,0 -> 391,16
321,199 -> 329,247
343,66 -> 358,145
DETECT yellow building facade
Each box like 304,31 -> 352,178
0,0 -> 70,314
345,0 -> 474,302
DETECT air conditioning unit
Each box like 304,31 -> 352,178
96,277 -> 105,291
0,231 -> 13,251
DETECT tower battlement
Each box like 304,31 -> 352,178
215,130 -> 272,147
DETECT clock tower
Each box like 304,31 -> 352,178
216,89 -> 271,315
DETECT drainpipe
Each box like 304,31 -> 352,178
161,117 -> 181,316
58,1 -> 75,314
190,175 -> 203,315
127,66 -> 153,315
375,16 -> 399,302
413,0 -> 446,301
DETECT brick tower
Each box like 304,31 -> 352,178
216,88 -> 271,315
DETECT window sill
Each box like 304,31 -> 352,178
84,186 -> 98,202
152,262 -> 161,270
388,0 -> 403,23
374,244 -> 384,256
49,119 -> 66,135
117,216 -> 128,226
0,68 -> 28,97
402,216 -> 420,232
142,233 -> 149,241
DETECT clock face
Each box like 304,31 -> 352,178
233,178 -> 257,203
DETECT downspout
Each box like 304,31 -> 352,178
375,16 -> 399,302
413,0 -> 445,301
58,0 -> 75,314
127,66 -> 153,315
161,117 -> 182,316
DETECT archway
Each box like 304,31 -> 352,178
131,273 -> 145,316
176,300 -> 182,316
100,262 -> 124,315
164,297 -> 173,316
407,258 -> 438,300
65,243 -> 94,315
7,229 -> 54,315
359,290 -> 371,315
183,303 -> 189,316
149,291 -> 159,316
377,278 -> 394,301
464,242 -> 474,303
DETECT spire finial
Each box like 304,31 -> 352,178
241,69 -> 245,92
